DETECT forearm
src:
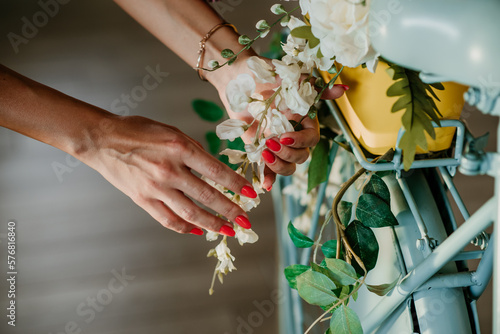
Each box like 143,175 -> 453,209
113,0 -> 256,90
0,64 -> 112,159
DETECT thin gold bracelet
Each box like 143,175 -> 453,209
196,22 -> 238,82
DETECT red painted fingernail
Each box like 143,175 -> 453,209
241,185 -> 257,198
266,138 -> 281,152
266,185 -> 273,192
219,225 -> 236,237
235,215 -> 252,229
262,150 -> 276,164
189,228 -> 204,236
334,84 -> 349,91
280,137 -> 295,146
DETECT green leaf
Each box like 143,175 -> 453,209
290,25 -> 320,48
321,239 -> 338,258
385,63 -> 445,171
238,35 -> 252,45
324,258 -> 358,286
191,99 -> 224,122
338,201 -> 353,227
296,270 -> 337,306
227,137 -> 245,151
345,220 -> 379,276
284,264 -> 310,290
290,25 -> 313,39
356,194 -> 398,228
311,262 -> 339,285
221,48 -> 235,58
308,138 -> 330,192
288,221 -> 314,248
205,131 -> 221,155
330,305 -> 363,334
363,174 -> 391,205
366,275 -> 400,296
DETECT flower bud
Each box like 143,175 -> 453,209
270,4 -> 286,15
256,19 -> 270,31
208,60 -> 219,69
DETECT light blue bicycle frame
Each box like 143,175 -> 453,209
273,0 -> 500,332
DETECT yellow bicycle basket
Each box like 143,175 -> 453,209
322,62 -> 468,155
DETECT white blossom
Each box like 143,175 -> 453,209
245,140 -> 266,163
234,225 -> 259,246
269,109 -> 295,135
280,81 -> 317,116
215,240 -> 236,274
216,119 -> 249,141
248,101 -> 267,121
206,231 -> 220,242
226,74 -> 256,112
247,56 -> 276,84
272,59 -> 301,87
219,149 -> 246,164
307,0 -> 379,72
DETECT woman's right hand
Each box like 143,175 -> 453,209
79,115 -> 257,237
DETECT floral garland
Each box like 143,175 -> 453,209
203,1 -> 445,332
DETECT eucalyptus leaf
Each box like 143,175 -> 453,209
330,305 -> 363,334
338,201 -> 353,227
296,270 -> 338,306
345,220 -> 379,276
290,25 -> 320,48
288,221 -> 314,248
284,264 -> 310,290
366,275 -> 400,296
362,174 -> 391,205
191,99 -> 224,122
356,194 -> 398,228
205,131 -> 221,155
308,137 -> 330,192
324,258 -> 358,286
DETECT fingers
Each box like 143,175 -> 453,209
319,84 -> 349,100
176,171 -> 251,228
181,142 -> 257,200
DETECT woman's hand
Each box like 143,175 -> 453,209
79,115 -> 257,237
211,56 -> 347,191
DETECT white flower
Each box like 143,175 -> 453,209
280,81 -> 318,116
248,101 -> 267,121
234,225 -> 259,246
226,74 -> 256,112
269,109 -> 295,135
220,148 -> 246,164
216,119 -> 249,141
245,140 -> 266,163
215,240 -> 236,274
237,194 -> 261,212
299,0 -> 311,15
272,59 -> 301,87
247,56 -> 276,84
307,0 -> 379,72
206,231 -> 220,242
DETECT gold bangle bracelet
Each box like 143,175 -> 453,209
196,22 -> 238,81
